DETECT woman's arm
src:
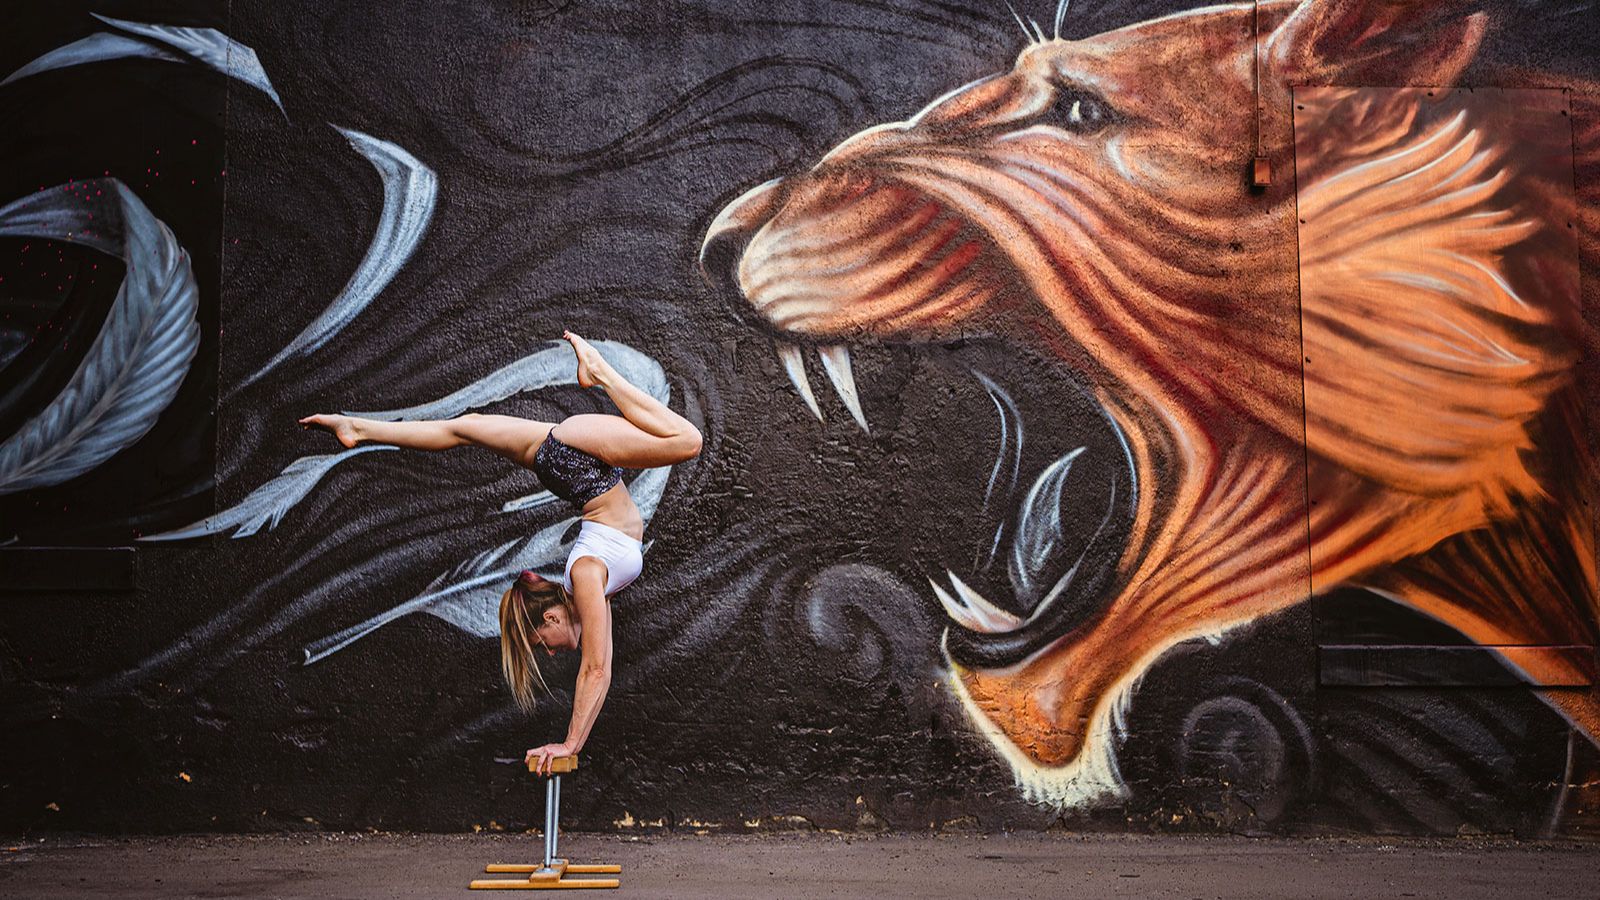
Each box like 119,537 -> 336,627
556,558 -> 613,766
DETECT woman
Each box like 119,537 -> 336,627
299,331 -> 702,774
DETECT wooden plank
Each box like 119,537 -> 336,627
484,863 -> 620,875
0,547 -> 135,592
469,877 -> 619,890
526,755 -> 578,774
1318,644 -> 1597,687
486,864 -> 564,875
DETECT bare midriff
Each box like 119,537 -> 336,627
581,481 -> 644,541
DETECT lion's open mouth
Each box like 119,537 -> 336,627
701,181 -> 1136,670
700,162 -> 1154,807
934,438 -> 1131,669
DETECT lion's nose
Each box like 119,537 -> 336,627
699,177 -> 788,293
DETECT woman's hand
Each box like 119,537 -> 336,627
525,741 -> 577,775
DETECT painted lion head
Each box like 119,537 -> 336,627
702,0 -> 1594,806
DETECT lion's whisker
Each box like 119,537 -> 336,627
1003,1 -> 1035,45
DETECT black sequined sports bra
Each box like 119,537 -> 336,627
531,429 -> 623,506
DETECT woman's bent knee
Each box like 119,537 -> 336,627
674,428 -> 703,462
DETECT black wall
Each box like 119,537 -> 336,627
4,0 -> 1600,836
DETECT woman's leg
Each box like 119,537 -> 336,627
558,331 -> 702,468
300,413 -> 553,468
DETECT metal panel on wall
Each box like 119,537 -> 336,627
1294,86 -> 1595,689
0,8 -> 224,546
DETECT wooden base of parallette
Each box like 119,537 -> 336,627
468,755 -> 622,891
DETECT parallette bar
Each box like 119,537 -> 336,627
528,755 -> 579,774
470,755 -> 621,890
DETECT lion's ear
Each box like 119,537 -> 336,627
1268,0 -> 1487,87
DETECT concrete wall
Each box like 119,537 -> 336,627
3,0 -> 1599,836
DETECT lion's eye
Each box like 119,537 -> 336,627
1052,91 -> 1115,134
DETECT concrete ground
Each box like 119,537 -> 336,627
1,831 -> 1597,899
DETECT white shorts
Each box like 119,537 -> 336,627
562,520 -> 644,596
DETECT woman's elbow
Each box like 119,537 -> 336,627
581,661 -> 612,681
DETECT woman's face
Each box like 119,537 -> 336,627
535,604 -> 579,655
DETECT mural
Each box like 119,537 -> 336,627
2,0 -> 1598,837
704,0 -> 1598,813
0,13 -> 229,545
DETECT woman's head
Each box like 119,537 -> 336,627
499,570 -> 579,712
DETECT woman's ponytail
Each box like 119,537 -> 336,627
499,571 -> 564,712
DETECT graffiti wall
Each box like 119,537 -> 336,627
3,0 -> 1598,837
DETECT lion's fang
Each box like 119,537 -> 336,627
777,343 -> 824,422
948,570 -> 1024,632
817,345 -> 869,433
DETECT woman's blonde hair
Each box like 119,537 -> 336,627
499,570 -> 574,712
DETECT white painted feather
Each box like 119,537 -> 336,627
139,445 -> 396,541
238,128 -> 437,388
303,519 -> 574,663
297,341 -> 679,659
312,465 -> 673,657
90,14 -> 285,112
344,339 -> 669,420
0,176 -> 125,255
0,32 -> 184,87
0,180 -> 200,495
500,490 -> 557,514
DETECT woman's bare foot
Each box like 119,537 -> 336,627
563,330 -> 614,390
298,413 -> 362,448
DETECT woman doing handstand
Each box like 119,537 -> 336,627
299,332 -> 702,773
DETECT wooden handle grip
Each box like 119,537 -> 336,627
526,755 -> 578,774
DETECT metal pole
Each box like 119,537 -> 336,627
551,775 -> 562,862
543,776 -> 555,869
